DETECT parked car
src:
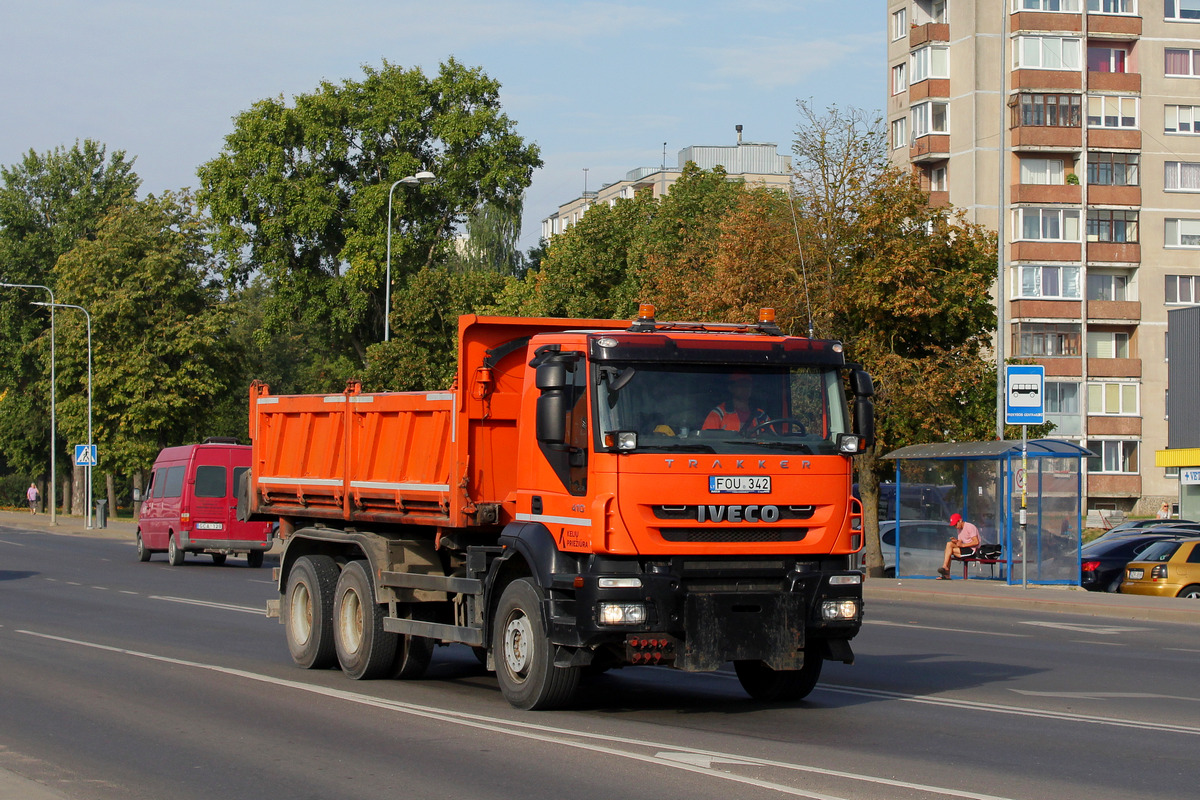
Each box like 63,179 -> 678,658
136,438 -> 274,567
1119,538 -> 1200,599
1080,533 -> 1187,592
862,520 -> 959,578
1088,520 -> 1200,546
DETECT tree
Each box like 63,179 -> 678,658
0,140 -> 140,483
198,59 -> 542,379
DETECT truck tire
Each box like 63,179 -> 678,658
168,534 -> 185,566
246,550 -> 264,569
734,649 -> 823,703
136,532 -> 152,562
493,578 -> 579,710
333,560 -> 398,680
285,555 -> 339,669
391,607 -> 435,679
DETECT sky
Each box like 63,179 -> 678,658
2,1 -> 886,250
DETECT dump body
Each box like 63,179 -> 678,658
251,311 -> 873,709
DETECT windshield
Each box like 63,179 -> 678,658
594,363 -> 851,455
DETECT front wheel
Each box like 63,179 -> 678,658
493,578 -> 579,710
167,534 -> 185,566
246,550 -> 264,569
285,555 -> 338,669
136,532 -> 152,562
735,649 -> 824,702
211,553 -> 227,566
333,560 -> 397,680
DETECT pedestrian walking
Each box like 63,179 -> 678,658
27,482 -> 39,514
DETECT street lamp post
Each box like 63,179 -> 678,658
34,301 -> 91,529
2,282 -> 56,525
384,171 -> 436,342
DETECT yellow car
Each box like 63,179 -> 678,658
1119,538 -> 1200,598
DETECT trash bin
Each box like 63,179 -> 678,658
95,499 -> 108,529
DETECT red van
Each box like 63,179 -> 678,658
136,438 -> 273,567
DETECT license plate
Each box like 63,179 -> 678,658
195,522 -> 224,530
709,475 -> 771,494
1127,568 -> 1143,580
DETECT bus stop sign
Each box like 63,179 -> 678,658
1005,365 -> 1045,426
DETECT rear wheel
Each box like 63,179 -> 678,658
136,532 -> 152,562
246,550 -> 264,568
167,534 -> 185,566
735,648 -> 824,702
493,578 -> 579,710
285,555 -> 338,669
1177,584 -> 1200,599
211,553 -> 227,566
333,560 -> 397,680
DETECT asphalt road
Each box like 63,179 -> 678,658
2,519 -> 1198,800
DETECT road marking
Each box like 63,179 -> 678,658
866,620 -> 1029,638
148,596 -> 264,615
1011,690 -> 1200,703
1019,621 -> 1148,635
15,629 -> 1025,800
0,539 -> 25,546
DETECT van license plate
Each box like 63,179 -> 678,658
195,522 -> 224,530
1127,568 -> 1143,580
709,476 -> 770,494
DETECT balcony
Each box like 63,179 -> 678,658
1011,241 -> 1083,261
909,23 -> 950,46
1012,184 -> 1082,204
1087,15 -> 1141,37
1087,416 -> 1142,436
1011,299 -> 1082,320
1087,473 -> 1141,497
909,79 -> 950,102
1042,357 -> 1084,377
1087,242 -> 1140,263
1088,357 -> 1140,377
1011,126 -> 1083,150
1010,12 -> 1083,33
1012,69 -> 1083,91
1087,185 -> 1140,206
1088,129 -> 1141,149
1087,299 -> 1141,322
928,190 -> 950,208
910,134 -> 950,162
1087,71 -> 1141,93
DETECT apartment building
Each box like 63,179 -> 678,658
542,135 -> 792,241
887,0 -> 1200,516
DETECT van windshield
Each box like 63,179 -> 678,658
195,465 -> 227,498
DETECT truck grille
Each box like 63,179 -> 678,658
660,527 -> 808,543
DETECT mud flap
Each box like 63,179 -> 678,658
677,592 -> 806,672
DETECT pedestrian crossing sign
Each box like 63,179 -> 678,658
74,444 -> 97,467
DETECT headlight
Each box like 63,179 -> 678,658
599,602 -> 647,625
821,598 -> 860,621
829,574 -> 861,586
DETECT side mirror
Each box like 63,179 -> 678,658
132,488 -> 142,502
851,369 -> 874,398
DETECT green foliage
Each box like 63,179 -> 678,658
198,58 -> 542,372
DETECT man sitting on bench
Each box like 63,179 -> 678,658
937,513 -> 980,579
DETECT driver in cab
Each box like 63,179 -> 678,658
703,373 -> 771,434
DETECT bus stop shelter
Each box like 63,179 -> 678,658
880,439 -> 1091,585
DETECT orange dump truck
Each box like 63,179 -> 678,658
248,306 -> 874,709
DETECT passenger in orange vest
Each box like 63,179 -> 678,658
702,373 -> 771,434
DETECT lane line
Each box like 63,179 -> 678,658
148,596 -> 264,615
865,620 -> 1029,638
14,629 -> 1025,800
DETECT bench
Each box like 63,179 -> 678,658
952,544 -> 1005,579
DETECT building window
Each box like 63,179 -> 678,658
1165,0 -> 1200,21
1165,218 -> 1200,247
1088,382 -> 1139,415
1090,0 -> 1136,13
1088,271 -> 1131,301
1015,36 -> 1082,70
1087,440 -> 1139,474
1016,0 -> 1082,9
1014,93 -> 1082,127
1087,96 -> 1138,128
1165,104 -> 1200,133
911,45 -> 950,82
912,101 -> 949,137
1165,48 -> 1200,76
1086,330 -> 1130,358
1087,209 -> 1139,243
1020,157 -> 1066,185
891,117 -> 909,151
1014,322 -> 1081,356
1165,161 -> 1200,191
914,0 -> 947,24
1016,264 -> 1081,298
1016,207 -> 1081,241
930,166 -> 947,191
1088,46 -> 1128,73
892,63 -> 907,95
1087,152 -> 1139,185
1165,274 -> 1200,303
892,7 -> 908,40
1045,381 -> 1082,435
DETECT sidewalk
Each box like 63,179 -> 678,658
0,507 -> 135,541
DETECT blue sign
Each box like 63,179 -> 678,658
74,444 -> 97,467
1005,365 -> 1045,425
